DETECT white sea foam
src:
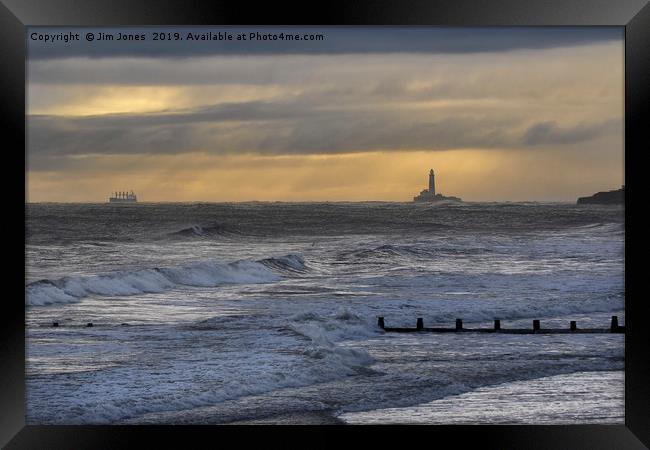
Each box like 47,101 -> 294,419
25,256 -> 305,306
26,308 -> 378,424
26,282 -> 80,306
290,307 -> 378,340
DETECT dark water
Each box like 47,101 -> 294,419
25,202 -> 625,424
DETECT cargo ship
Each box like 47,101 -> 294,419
109,190 -> 138,203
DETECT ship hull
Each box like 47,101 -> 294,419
108,199 -> 137,203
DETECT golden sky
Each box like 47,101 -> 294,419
27,28 -> 624,202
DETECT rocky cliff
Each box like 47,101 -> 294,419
577,187 -> 624,205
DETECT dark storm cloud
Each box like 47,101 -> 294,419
27,103 -> 519,161
31,101 -> 318,127
26,27 -> 624,176
522,119 -> 622,146
28,26 -> 622,60
28,95 -> 620,171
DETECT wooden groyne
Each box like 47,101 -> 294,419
378,316 -> 625,334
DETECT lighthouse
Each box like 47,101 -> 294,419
413,168 -> 461,202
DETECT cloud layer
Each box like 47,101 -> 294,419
28,26 -> 622,59
26,28 -> 624,201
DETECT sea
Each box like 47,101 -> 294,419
25,201 -> 625,424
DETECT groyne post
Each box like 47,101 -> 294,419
377,316 -> 624,335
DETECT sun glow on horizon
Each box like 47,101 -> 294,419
27,35 -> 623,202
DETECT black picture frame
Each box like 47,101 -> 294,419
2,0 -> 648,448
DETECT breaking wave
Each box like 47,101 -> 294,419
259,254 -> 309,274
287,307 -> 376,367
26,254 -> 307,307
167,223 -> 242,239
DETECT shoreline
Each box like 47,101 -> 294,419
224,411 -> 345,425
340,370 -> 624,425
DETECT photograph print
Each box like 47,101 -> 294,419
25,26 -> 625,425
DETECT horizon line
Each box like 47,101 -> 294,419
25,199 -> 595,204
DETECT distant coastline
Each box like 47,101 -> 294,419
577,186 -> 624,205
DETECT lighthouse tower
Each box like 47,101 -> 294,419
428,169 -> 435,195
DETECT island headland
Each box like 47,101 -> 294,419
577,186 -> 624,205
